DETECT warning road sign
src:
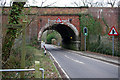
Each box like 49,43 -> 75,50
56,17 -> 62,23
108,26 -> 118,36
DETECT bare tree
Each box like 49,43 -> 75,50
93,1 -> 105,7
71,1 -> 81,7
0,0 -> 6,6
107,0 -> 118,7
83,0 -> 105,7
81,0 -> 88,6
71,0 -> 103,7
118,1 -> 120,7
30,0 -> 57,7
71,0 -> 89,7
87,0 -> 94,7
40,0 -> 48,7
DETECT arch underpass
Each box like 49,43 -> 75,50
38,23 -> 80,50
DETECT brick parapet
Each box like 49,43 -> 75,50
1,7 -> 119,42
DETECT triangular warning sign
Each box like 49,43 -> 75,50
56,17 -> 62,23
108,26 -> 119,36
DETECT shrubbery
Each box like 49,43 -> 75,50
2,46 -> 35,78
46,31 -> 57,44
89,42 -> 119,57
79,14 -> 119,57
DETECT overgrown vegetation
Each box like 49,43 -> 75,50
2,2 -> 61,78
47,32 -> 57,44
79,14 -> 102,49
2,2 -> 26,64
89,42 -> 119,56
46,30 -> 61,45
29,36 -> 40,48
2,45 -> 60,78
79,14 -> 102,35
79,14 -> 119,56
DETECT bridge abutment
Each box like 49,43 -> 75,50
62,41 -> 80,51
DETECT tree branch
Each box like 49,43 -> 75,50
107,0 -> 117,7
73,2 -> 79,7
1,0 -> 6,6
44,2 -> 57,7
41,0 -> 47,7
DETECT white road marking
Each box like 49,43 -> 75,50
48,51 -> 70,79
65,55 -> 85,64
69,51 -> 119,67
47,45 -> 118,67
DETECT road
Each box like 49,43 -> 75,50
45,44 -> 118,78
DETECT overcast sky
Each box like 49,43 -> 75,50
0,0 -> 119,7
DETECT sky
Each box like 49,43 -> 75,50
0,0 -> 119,7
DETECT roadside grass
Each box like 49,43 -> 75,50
25,46 -> 61,78
2,46 -> 61,78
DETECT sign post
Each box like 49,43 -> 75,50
85,36 -> 86,51
108,26 -> 119,56
112,36 -> 114,56
83,27 -> 88,51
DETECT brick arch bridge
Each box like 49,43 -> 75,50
2,7 -> 119,50
38,17 -> 80,50
36,7 -> 88,50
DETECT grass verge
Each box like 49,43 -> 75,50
2,46 -> 61,78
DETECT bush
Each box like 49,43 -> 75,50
29,36 -> 40,48
46,32 -> 56,44
89,42 -> 119,56
2,46 -> 35,78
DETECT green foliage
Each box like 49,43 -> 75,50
2,2 -> 26,62
79,14 -> 102,51
79,14 -> 120,56
25,46 -> 35,67
29,36 -> 40,49
8,2 -> 25,24
2,46 -> 60,78
79,14 -> 102,35
46,31 -> 57,44
89,42 -> 119,57
2,46 -> 35,78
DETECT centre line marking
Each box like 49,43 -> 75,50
65,55 -> 85,64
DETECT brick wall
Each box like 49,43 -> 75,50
38,15 -> 80,33
88,7 -> 118,29
1,7 -> 119,42
29,7 -> 88,15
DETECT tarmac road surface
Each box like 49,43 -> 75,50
45,44 -> 118,78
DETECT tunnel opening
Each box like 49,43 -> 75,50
39,23 -> 80,50
51,24 -> 76,43
41,30 -> 62,45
